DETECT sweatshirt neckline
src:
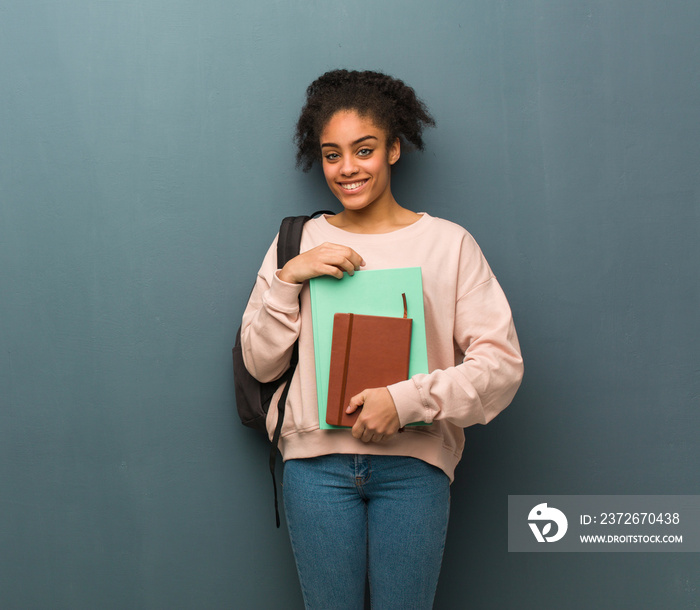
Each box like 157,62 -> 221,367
315,212 -> 433,242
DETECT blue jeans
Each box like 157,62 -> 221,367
283,454 -> 450,610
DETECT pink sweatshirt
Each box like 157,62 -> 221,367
241,213 -> 523,481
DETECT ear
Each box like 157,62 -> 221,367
388,137 -> 401,165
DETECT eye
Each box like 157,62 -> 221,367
357,148 -> 373,157
324,152 -> 340,162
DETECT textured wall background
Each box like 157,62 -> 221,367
1,1 -> 698,608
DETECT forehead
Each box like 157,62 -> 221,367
320,110 -> 386,144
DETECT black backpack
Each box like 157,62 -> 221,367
232,210 -> 333,526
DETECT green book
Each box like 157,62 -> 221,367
310,267 -> 429,429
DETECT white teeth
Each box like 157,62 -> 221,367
340,180 -> 366,191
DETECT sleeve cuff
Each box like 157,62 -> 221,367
387,379 -> 433,427
263,271 -> 304,313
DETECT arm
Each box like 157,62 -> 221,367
240,240 -> 304,383
240,238 -> 365,383
388,276 -> 523,428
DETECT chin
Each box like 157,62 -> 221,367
337,197 -> 373,212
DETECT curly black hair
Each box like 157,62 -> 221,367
294,69 -> 435,172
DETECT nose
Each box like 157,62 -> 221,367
339,156 -> 359,177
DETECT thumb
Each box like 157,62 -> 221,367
345,391 -> 365,414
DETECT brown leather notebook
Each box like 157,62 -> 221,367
326,296 -> 412,427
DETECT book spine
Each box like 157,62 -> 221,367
338,313 -> 354,418
404,319 -> 413,373
326,314 -> 353,426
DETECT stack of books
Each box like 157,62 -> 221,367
310,267 -> 430,429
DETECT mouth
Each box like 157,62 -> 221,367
338,179 -> 368,192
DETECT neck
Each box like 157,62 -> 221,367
329,200 -> 421,234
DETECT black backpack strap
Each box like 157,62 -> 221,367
276,210 -> 335,269
277,215 -> 307,270
269,344 -> 297,527
269,210 -> 334,527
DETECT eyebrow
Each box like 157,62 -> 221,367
320,135 -> 378,148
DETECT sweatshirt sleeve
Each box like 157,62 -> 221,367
240,237 -> 304,383
387,241 -> 523,428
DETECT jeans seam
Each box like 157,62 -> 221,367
354,455 -> 372,498
366,509 -> 372,610
285,513 -> 313,609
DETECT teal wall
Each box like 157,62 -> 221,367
1,1 -> 698,608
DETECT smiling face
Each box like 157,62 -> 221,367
319,110 -> 400,213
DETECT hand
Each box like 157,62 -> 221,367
347,387 -> 401,443
278,242 -> 365,284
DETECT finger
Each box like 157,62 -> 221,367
328,245 -> 364,273
352,423 -> 386,443
320,263 -> 346,280
340,257 -> 360,276
310,245 -> 365,279
351,421 -> 363,440
333,244 -> 365,269
346,249 -> 365,271
327,253 -> 362,277
347,252 -> 365,271
314,258 -> 355,280
351,417 -> 373,442
356,418 -> 379,443
345,245 -> 364,265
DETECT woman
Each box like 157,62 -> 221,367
241,69 -> 523,609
